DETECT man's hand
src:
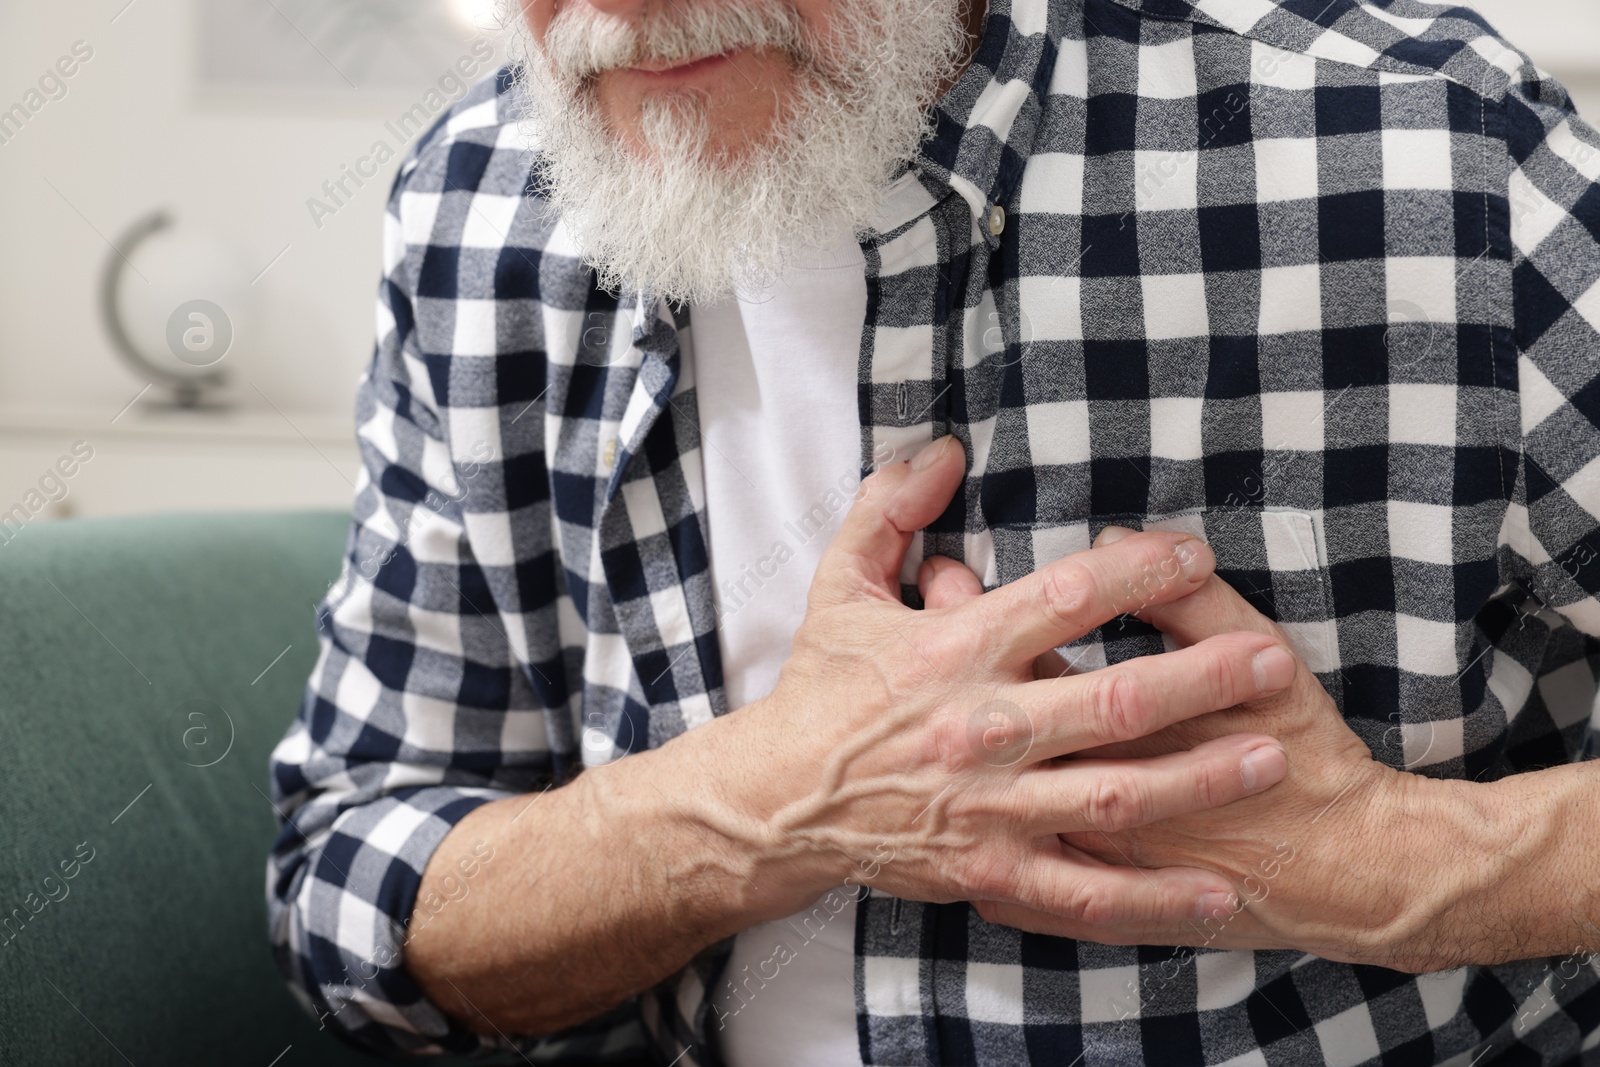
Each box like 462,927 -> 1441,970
929,525 -> 1600,974
410,444 -> 1311,1037
710,438 -> 1302,930
936,525 -> 1419,966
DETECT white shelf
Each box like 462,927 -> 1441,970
0,404 -> 361,522
0,403 -> 355,447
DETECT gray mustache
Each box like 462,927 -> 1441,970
541,0 -> 807,81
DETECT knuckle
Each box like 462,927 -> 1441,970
856,463 -> 899,503
844,471 -> 893,520
1190,742 -> 1248,809
1084,770 -> 1143,832
927,714 -> 975,775
854,466 -> 889,499
1190,754 -> 1227,811
1064,880 -> 1119,926
908,626 -> 964,678
1038,562 -> 1096,634
1206,642 -> 1248,707
1088,670 -> 1144,743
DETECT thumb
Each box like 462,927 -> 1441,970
917,555 -> 984,609
811,436 -> 966,606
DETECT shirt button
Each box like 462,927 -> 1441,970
987,204 -> 1006,237
603,437 -> 618,469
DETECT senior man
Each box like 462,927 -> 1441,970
268,0 -> 1600,1063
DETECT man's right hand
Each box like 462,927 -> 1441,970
708,435 -> 1298,929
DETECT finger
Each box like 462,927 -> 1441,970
973,897 -> 1169,947
961,530 -> 1216,664
1096,525 -> 1285,646
1012,735 -> 1287,837
918,557 -> 1081,679
1009,839 -> 1240,928
917,555 -> 983,609
810,436 -> 966,607
1016,631 -> 1298,757
972,890 -> 1259,947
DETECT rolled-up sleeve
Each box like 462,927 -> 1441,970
266,138 -> 550,1055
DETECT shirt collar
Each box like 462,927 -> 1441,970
870,0 -> 1062,244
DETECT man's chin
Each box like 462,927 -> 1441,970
608,127 -> 764,172
597,86 -> 790,166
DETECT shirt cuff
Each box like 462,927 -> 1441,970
268,784 -> 512,1056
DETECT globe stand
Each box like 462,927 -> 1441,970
99,210 -> 233,411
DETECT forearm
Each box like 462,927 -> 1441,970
1394,763 -> 1600,970
404,715 -> 824,1037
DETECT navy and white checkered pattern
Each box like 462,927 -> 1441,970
268,0 -> 1600,1062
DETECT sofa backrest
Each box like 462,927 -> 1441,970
0,511 -> 393,1063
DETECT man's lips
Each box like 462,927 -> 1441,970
620,48 -> 741,80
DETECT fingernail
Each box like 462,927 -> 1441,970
911,435 -> 952,472
1174,536 -> 1211,581
1094,525 -> 1133,547
1196,891 -> 1238,921
1239,744 -> 1287,792
1251,646 -> 1295,692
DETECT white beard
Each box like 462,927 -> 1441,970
505,0 -> 968,305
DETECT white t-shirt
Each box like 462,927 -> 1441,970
688,227 -> 869,1067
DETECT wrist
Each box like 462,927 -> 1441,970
609,706 -> 843,927
1375,770 -> 1567,972
1367,773 -> 1488,971
709,697 -> 858,910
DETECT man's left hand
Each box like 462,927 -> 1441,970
919,526 -> 1494,973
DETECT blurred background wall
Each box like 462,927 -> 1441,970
0,0 -> 504,519
0,0 -> 1593,521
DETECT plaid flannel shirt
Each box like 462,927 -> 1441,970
268,0 -> 1600,1062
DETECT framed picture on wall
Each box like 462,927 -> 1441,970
196,0 -> 497,96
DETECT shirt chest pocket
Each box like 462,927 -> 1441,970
984,507 -> 1345,712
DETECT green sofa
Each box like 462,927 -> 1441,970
0,513 -> 546,1064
